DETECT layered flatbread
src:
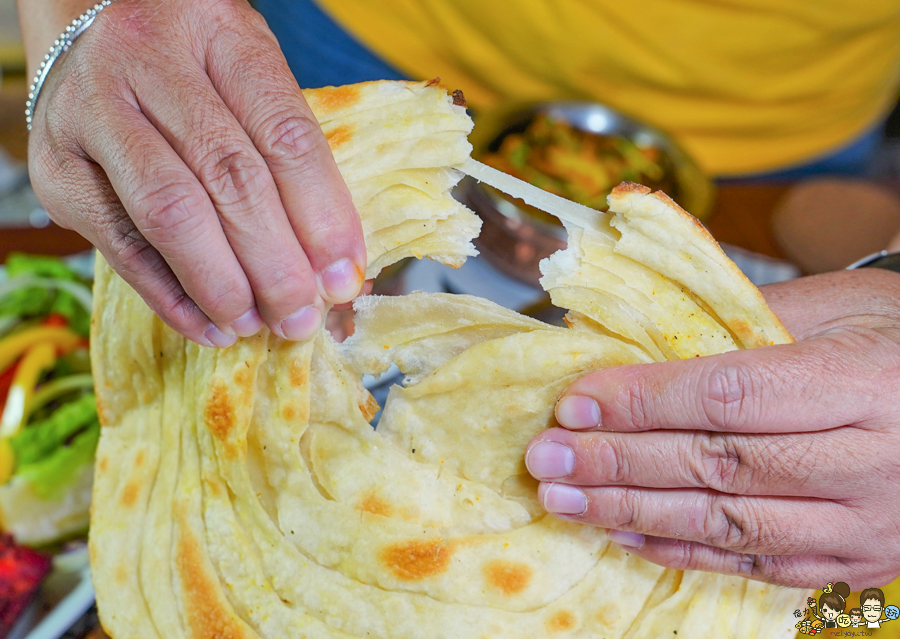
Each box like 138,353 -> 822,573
90,80 -> 803,639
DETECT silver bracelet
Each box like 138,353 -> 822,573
25,0 -> 118,131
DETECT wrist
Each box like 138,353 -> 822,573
16,0 -> 101,79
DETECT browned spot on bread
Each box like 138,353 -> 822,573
205,380 -> 235,441
382,538 -> 452,580
316,84 -> 361,112
282,403 -> 297,421
120,480 -> 139,508
176,523 -> 249,639
289,360 -> 308,387
358,390 -> 379,422
612,182 -> 651,196
484,560 -> 532,595
452,89 -> 466,107
357,491 -> 392,517
730,318 -> 765,347
325,124 -> 354,150
115,563 -> 128,584
98,456 -> 109,474
95,397 -> 108,426
595,604 -> 620,626
204,472 -> 223,498
233,367 -> 251,390
546,610 -> 577,632
425,76 -> 442,87
135,451 -> 145,468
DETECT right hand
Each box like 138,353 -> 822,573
27,0 -> 366,346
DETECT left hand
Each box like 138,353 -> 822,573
525,269 -> 900,589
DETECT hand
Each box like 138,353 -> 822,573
525,269 -> 900,589
27,0 -> 366,346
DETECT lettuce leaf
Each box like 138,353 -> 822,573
10,393 -> 97,466
15,421 -> 99,499
0,254 -> 91,336
10,393 -> 99,499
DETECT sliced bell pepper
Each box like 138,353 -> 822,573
41,314 -> 68,328
0,326 -> 81,375
0,343 -> 57,438
0,439 -> 13,485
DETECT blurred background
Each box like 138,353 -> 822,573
0,0 -> 93,261
6,0 -> 900,278
5,1 -> 900,637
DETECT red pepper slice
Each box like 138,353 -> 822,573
41,314 -> 68,328
0,365 -> 17,414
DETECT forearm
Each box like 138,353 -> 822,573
16,0 -> 99,78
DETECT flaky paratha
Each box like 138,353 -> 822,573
90,80 -> 804,639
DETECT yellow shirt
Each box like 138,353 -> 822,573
315,0 -> 900,176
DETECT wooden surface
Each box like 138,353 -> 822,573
0,75 -> 27,160
1,74 -> 94,259
706,183 -> 791,259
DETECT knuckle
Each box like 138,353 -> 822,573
192,283 -> 243,322
705,495 -> 759,550
619,373 -> 652,430
104,231 -> 203,333
700,364 -> 760,430
197,145 -> 269,210
153,279 -> 202,331
252,257 -> 316,310
666,540 -> 698,571
105,219 -> 155,276
259,112 -> 326,166
609,487 -> 639,529
606,439 -> 629,484
692,433 -> 745,492
134,183 -> 208,241
581,435 -> 627,484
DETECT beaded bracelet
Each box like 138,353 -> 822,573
25,0 -> 119,131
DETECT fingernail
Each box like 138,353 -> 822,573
321,258 -> 363,304
608,529 -> 645,549
204,323 -> 238,348
279,305 -> 321,341
525,441 -> 575,480
540,483 -> 587,515
231,308 -> 264,337
556,395 -> 601,430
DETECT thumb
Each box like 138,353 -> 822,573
555,329 -> 886,434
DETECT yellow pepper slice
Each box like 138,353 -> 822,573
0,325 -> 81,374
0,438 -> 13,485
0,342 -> 57,437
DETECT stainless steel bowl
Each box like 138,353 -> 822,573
459,101 -> 714,285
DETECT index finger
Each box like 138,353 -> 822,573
206,11 -> 366,305
556,330 -> 890,434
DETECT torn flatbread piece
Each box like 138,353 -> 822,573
90,81 -> 804,639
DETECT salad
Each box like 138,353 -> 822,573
480,114 -> 678,216
0,253 -> 96,548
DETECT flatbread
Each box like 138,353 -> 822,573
90,80 -> 804,639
